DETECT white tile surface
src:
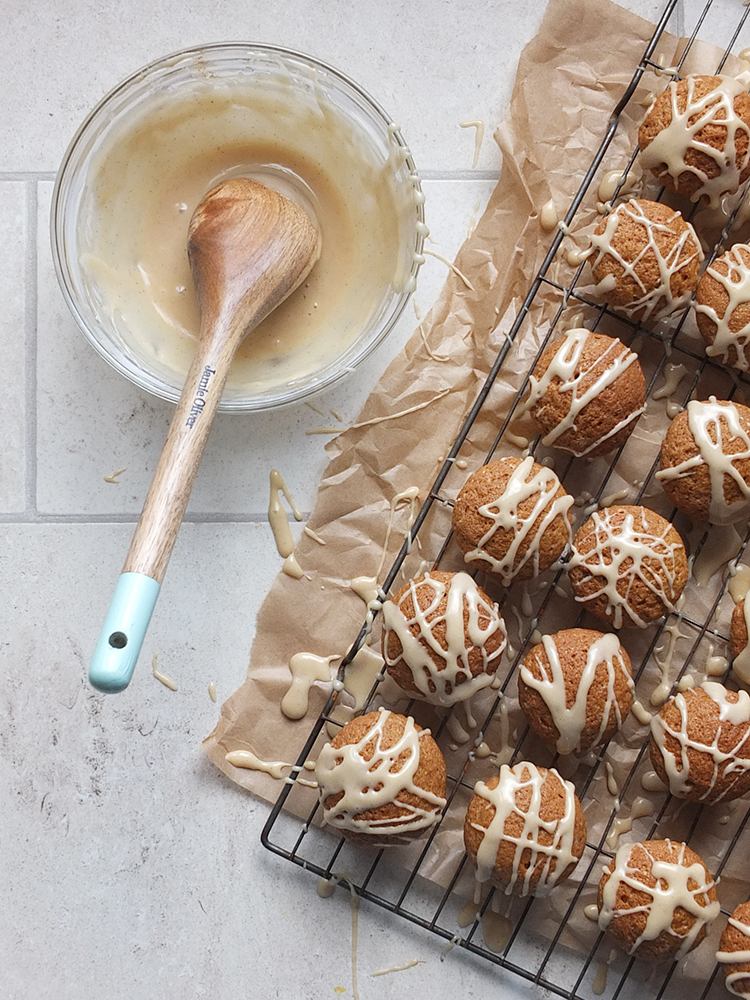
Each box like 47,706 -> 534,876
0,182 -> 27,512
4,1 -> 750,998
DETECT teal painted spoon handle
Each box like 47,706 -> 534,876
89,573 -> 161,692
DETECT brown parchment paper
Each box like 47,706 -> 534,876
204,0 -> 750,983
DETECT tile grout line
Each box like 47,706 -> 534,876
25,180 -> 38,520
0,168 -> 499,183
0,512 -> 303,525
1,172 -> 56,181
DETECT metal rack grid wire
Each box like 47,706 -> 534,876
262,2 -> 750,997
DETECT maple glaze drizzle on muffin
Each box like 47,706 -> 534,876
452,456 -> 574,584
525,329 -> 646,458
588,198 -> 703,322
463,761 -> 586,897
315,709 -> 447,845
518,628 -> 634,754
598,839 -> 720,962
567,505 -> 688,628
718,902 -> 750,997
638,75 -> 750,207
650,682 -> 750,803
656,397 -> 750,525
382,570 -> 506,707
695,244 -> 750,371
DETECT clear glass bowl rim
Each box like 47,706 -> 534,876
50,40 -> 425,412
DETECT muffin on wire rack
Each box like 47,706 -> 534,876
638,74 -> 750,207
381,570 -> 507,707
731,598 -> 750,685
649,682 -> 750,804
452,456 -> 574,585
567,505 -> 688,628
518,628 -> 634,755
656,398 -> 750,526
717,901 -> 750,998
463,761 -> 586,897
586,198 -> 703,323
524,328 -> 646,458
695,244 -> 750,372
314,709 -> 447,847
598,839 -> 720,962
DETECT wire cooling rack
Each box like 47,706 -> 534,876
262,2 -> 750,997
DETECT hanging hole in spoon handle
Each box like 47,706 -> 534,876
87,177 -> 321,693
89,573 -> 161,692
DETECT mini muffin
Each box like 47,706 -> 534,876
731,599 -> 750,685
518,628 -> 634,754
525,329 -> 646,457
463,761 -> 586,896
567,505 -> 688,629
695,244 -> 750,372
452,456 -> 574,584
598,839 -> 720,962
315,709 -> 447,847
587,198 -> 703,322
638,75 -> 750,207
656,398 -> 750,525
717,901 -> 750,997
649,682 -> 750,803
382,570 -> 507,707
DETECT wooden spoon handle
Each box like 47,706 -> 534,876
124,337 -> 233,582
88,331 -> 235,693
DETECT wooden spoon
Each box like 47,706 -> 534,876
89,177 -> 321,692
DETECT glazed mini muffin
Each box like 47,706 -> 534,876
638,75 -> 750,207
463,761 -> 586,896
717,901 -> 750,997
649,682 -> 750,803
587,198 -> 703,322
598,839 -> 720,962
525,328 -> 646,457
731,599 -> 750,685
382,570 -> 507,707
695,244 -> 750,372
518,628 -> 634,754
452,456 -> 574,585
315,709 -> 447,847
656,398 -> 750,525
567,505 -> 688,628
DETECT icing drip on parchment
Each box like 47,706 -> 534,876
652,362 -> 688,406
382,571 -> 506,706
281,652 -> 339,720
598,840 -> 720,959
268,468 -> 303,559
524,328 -> 645,456
315,709 -> 446,837
568,507 -> 684,628
463,456 -> 573,583
650,682 -> 750,802
520,632 -> 633,754
597,168 -> 638,206
717,915 -> 750,996
656,397 -> 750,525
589,199 -> 703,321
695,245 -> 750,371
640,75 -> 750,208
471,762 -> 580,896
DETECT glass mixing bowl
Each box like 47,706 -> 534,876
51,43 -> 425,411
